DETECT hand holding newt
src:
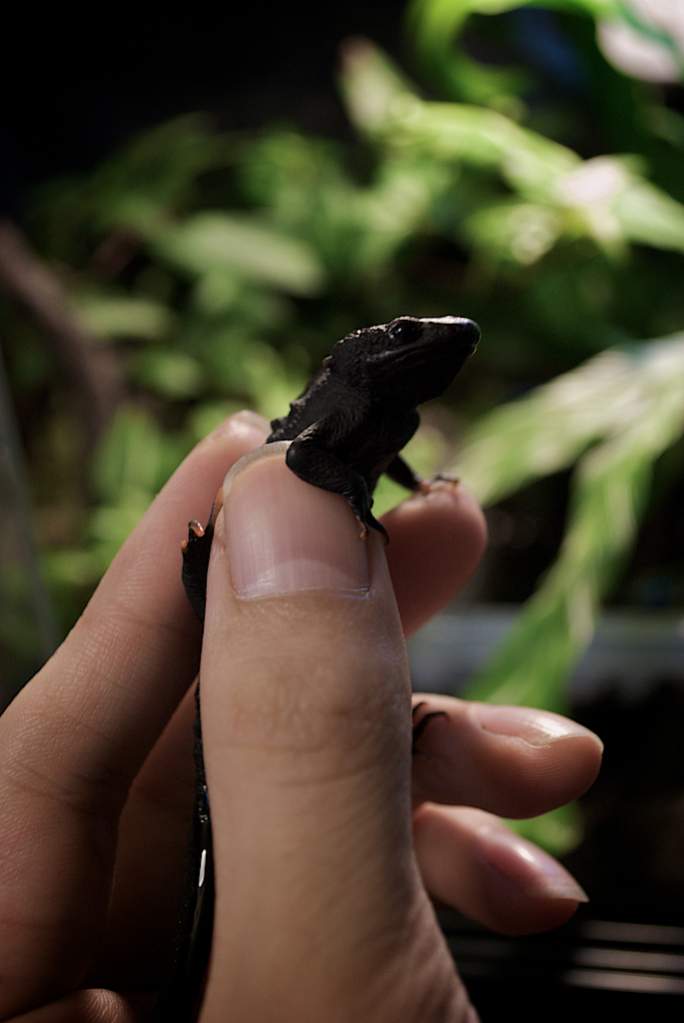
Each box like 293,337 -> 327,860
0,407 -> 602,1022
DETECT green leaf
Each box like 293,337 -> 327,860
614,175 -> 684,253
191,273 -> 242,316
455,347 -> 641,506
374,424 -> 449,516
507,802 -> 582,856
187,401 -> 243,443
463,334 -> 684,710
151,212 -> 325,295
407,0 -> 533,103
342,41 -> 684,259
88,499 -> 152,568
73,292 -> 174,341
43,548 -> 102,592
339,39 -> 417,136
240,346 -> 307,421
555,156 -> 684,254
406,0 -> 622,105
128,350 -> 204,399
91,406 -> 165,503
464,200 -> 562,264
340,41 -> 578,186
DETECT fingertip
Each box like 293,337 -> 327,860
414,805 -> 587,936
411,697 -> 603,819
201,409 -> 270,449
472,703 -> 604,814
383,484 -> 487,635
393,480 -> 487,554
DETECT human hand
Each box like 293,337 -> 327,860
0,411 -> 602,1022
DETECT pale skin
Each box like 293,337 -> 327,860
0,410 -> 603,1022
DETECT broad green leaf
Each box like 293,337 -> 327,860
128,350 -> 203,399
338,39 -> 416,137
237,130 -> 347,217
73,293 -> 174,341
456,348 -> 642,505
151,213 -> 325,296
340,40 -> 579,188
339,157 -> 453,275
342,41 -> 684,259
555,156 -> 684,254
192,273 -> 242,316
464,334 -> 684,710
614,175 -> 684,253
464,200 -> 562,264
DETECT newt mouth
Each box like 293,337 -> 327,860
420,316 -> 481,354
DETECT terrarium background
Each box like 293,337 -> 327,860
2,3 -> 684,868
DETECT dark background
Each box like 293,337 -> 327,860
2,7 -> 407,215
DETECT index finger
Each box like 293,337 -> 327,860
0,410 -> 268,1017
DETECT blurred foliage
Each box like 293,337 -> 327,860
3,0 -> 684,848
460,335 -> 684,711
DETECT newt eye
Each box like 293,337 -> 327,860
388,319 -> 420,344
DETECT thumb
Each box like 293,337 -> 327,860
198,445 -> 459,1022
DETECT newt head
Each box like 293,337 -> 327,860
332,315 -> 480,405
